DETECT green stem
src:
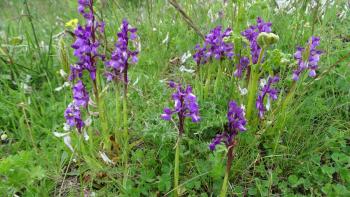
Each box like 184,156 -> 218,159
24,0 -> 41,55
94,72 -> 109,150
21,106 -> 38,153
123,89 -> 128,138
246,48 -> 265,121
195,66 -> 201,99
122,83 -> 129,187
281,81 -> 297,111
115,84 -> 121,155
204,63 -> 214,98
199,65 -> 205,99
214,62 -> 222,95
123,76 -> 128,136
174,137 -> 181,197
311,0 -> 320,36
220,144 -> 234,197
220,169 -> 229,197
116,84 -> 121,132
273,81 -> 297,154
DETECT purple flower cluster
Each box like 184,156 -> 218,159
105,19 -> 138,82
234,56 -> 250,78
256,76 -> 279,119
72,80 -> 90,108
241,17 -> 272,64
209,101 -> 247,151
70,0 -> 104,81
292,37 -> 322,81
65,0 -> 104,132
64,80 -> 90,132
193,26 -> 233,65
161,81 -> 200,123
64,103 -> 84,132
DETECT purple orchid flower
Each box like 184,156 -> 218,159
293,36 -> 322,81
234,56 -> 250,78
65,0 -> 104,132
193,26 -> 233,65
104,19 -> 139,82
72,80 -> 90,108
209,101 -> 247,151
161,81 -> 200,135
64,103 -> 85,133
241,17 -> 272,64
256,76 -> 279,119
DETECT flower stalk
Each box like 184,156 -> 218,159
214,61 -> 223,95
174,137 -> 181,197
115,84 -> 121,133
122,67 -> 129,188
246,47 -> 265,121
161,82 -> 200,197
204,64 -> 214,98
220,141 -> 235,197
209,101 -> 246,197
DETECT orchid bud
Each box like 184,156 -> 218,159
257,32 -> 279,48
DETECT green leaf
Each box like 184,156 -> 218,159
321,183 -> 333,195
157,173 -> 171,192
339,168 -> 350,183
331,152 -> 349,165
321,166 -> 336,178
288,175 -> 299,187
248,187 -> 257,195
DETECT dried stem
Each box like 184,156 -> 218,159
23,0 -> 41,54
168,0 -> 205,40
21,105 -> 38,152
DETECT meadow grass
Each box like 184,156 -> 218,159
0,0 -> 349,196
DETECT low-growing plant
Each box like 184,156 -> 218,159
57,0 -> 140,189
161,81 -> 200,196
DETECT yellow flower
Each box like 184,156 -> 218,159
65,19 -> 78,29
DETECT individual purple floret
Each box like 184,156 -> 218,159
242,17 -> 272,64
193,44 -> 207,65
234,56 -> 250,78
193,26 -> 233,65
209,101 -> 247,151
209,133 -> 225,151
104,19 -> 139,82
292,36 -> 322,81
161,81 -> 200,135
72,80 -> 90,108
256,76 -> 279,119
64,103 -> 85,133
